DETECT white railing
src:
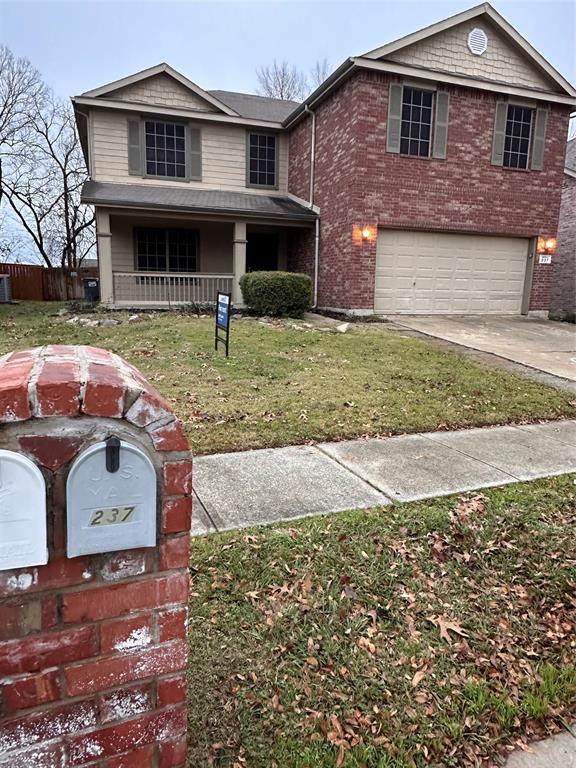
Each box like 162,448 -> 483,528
112,272 -> 234,306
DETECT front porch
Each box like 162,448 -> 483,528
89,184 -> 317,309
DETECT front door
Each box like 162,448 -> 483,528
246,233 -> 279,272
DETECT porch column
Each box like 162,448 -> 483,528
232,220 -> 247,307
95,208 -> 113,305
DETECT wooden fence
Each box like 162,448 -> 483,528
0,264 -> 98,302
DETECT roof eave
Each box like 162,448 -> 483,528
80,196 -> 317,222
71,96 -> 285,130
282,58 -> 356,127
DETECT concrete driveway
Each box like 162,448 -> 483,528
387,315 -> 576,383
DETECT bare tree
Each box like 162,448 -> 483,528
308,58 -> 331,91
256,59 -> 331,101
2,93 -> 94,269
0,46 -> 46,204
256,60 -> 308,101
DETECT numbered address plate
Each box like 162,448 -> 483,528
89,506 -> 137,526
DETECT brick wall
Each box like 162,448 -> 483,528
0,345 -> 192,767
288,69 -> 571,311
549,173 -> 576,321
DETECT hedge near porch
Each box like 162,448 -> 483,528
240,271 -> 312,316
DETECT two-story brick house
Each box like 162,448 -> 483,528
75,2 -> 576,315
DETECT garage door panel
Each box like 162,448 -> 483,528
375,230 -> 528,315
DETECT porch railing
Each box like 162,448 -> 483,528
112,272 -> 234,306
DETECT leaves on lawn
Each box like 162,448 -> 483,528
188,478 -> 576,767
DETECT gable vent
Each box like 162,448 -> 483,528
468,27 -> 488,55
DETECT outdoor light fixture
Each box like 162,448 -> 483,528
360,227 -> 375,241
536,236 -> 557,255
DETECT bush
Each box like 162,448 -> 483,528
239,271 -> 312,317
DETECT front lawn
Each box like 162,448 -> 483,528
187,476 -> 576,767
0,302 -> 574,455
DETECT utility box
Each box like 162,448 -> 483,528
66,438 -> 157,557
0,274 -> 12,303
83,277 -> 100,302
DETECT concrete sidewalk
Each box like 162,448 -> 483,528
192,419 -> 576,534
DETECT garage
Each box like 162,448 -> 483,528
374,230 -> 530,314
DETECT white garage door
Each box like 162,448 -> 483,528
375,230 -> 529,314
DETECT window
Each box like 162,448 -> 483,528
248,133 -> 277,187
503,105 -> 533,170
135,229 -> 198,273
400,87 -> 434,157
145,121 -> 186,178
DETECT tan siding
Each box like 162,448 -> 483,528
110,216 -> 234,274
386,20 -> 555,91
107,73 -> 217,111
91,108 -> 288,194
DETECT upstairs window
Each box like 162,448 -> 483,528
503,105 -> 533,170
400,87 -> 434,157
145,121 -> 186,178
248,133 -> 277,187
135,228 -> 198,273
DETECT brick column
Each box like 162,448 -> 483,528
0,345 -> 192,767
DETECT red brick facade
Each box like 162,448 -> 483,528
549,172 -> 576,321
288,69 -> 571,311
0,346 -> 191,767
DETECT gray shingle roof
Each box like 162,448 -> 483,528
566,138 -> 576,172
81,181 -> 316,221
209,90 -> 300,122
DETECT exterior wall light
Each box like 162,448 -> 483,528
536,236 -> 557,255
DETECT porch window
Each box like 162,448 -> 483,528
247,133 -> 277,187
145,121 -> 186,178
135,228 -> 198,273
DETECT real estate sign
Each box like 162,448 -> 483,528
215,291 -> 231,357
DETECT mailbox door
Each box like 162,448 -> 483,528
0,450 -> 48,571
67,440 -> 157,557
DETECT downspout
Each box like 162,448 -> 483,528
304,104 -> 320,308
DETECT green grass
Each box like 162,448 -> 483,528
0,302 -> 574,455
187,476 -> 576,767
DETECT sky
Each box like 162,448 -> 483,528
1,0 -> 575,101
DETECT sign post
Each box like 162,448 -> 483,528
215,291 -> 231,357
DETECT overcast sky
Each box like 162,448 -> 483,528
1,1 -> 575,101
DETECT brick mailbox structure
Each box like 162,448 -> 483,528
0,345 -> 192,767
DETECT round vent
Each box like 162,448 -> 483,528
468,27 -> 488,55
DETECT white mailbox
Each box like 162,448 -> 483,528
66,438 -> 157,557
0,450 -> 48,571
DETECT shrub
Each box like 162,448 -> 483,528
239,271 -> 312,317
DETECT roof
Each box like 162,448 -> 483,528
284,2 -> 576,126
81,181 -> 317,222
79,63 -> 238,116
361,2 -> 576,97
208,90 -> 300,122
566,138 -> 576,172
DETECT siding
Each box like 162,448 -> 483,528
107,73 -> 216,112
91,108 -> 288,194
110,215 -> 234,274
387,19 -> 556,91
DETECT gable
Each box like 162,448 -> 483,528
106,73 -> 219,112
381,19 -> 560,92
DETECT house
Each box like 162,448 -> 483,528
549,138 -> 576,322
74,2 -> 576,315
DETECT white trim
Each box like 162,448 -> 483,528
565,167 -> 576,179
362,3 -> 576,98
351,58 -> 576,107
79,62 -> 239,116
72,96 -> 284,129
286,191 -> 320,213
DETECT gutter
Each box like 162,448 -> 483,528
304,104 -> 320,308
283,58 -> 356,128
